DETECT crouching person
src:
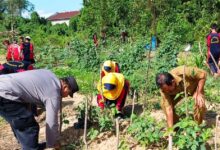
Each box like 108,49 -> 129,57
97,73 -> 129,118
0,69 -> 79,149
155,66 -> 207,129
0,60 -> 34,74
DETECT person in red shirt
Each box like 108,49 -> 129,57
206,23 -> 220,77
6,39 -> 22,61
97,73 -> 129,118
20,36 -> 35,64
101,60 -> 120,78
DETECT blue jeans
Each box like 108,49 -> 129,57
0,97 -> 39,150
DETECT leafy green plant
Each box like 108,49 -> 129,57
205,77 -> 220,103
119,139 -> 130,150
172,118 -> 212,150
87,128 -> 99,141
127,113 -> 166,147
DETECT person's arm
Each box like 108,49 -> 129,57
160,91 -> 175,128
185,67 -> 207,108
206,35 -> 211,62
30,43 -> 35,63
165,106 -> 174,128
45,98 -> 60,148
6,46 -> 12,61
206,34 -> 211,47
193,77 -> 206,108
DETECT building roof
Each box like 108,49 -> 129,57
47,11 -> 80,21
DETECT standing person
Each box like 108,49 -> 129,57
20,36 -> 35,64
206,23 -> 220,77
121,30 -> 128,43
101,60 -> 120,78
97,73 -> 129,118
155,66 -> 207,128
19,36 -> 25,45
101,30 -> 107,46
93,33 -> 98,47
0,69 -> 79,149
6,38 -> 22,61
2,39 -> 10,51
2,40 -> 11,60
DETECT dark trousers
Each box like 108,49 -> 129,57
0,97 -> 39,150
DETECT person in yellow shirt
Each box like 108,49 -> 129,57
155,66 -> 207,128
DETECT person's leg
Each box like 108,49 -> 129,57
208,62 -> 217,75
116,81 -> 129,112
0,98 -> 39,150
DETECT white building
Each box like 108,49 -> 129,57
47,11 -> 80,26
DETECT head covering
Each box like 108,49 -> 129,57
25,36 -> 31,40
102,60 -> 116,75
97,73 -> 124,100
65,76 -> 79,97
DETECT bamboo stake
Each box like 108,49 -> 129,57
83,97 -> 88,150
100,64 -> 104,103
168,133 -> 172,150
183,44 -> 191,117
215,115 -> 220,150
198,42 -> 204,57
183,65 -> 188,117
144,35 -> 152,109
130,90 -> 136,124
59,102 -> 62,134
116,117 -> 120,150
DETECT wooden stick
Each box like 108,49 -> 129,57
59,102 -> 62,134
100,64 -> 104,103
215,115 -> 220,150
130,90 -> 136,124
83,97 -> 88,150
168,133 -> 173,150
116,117 -> 120,150
183,64 -> 188,117
198,41 -> 204,57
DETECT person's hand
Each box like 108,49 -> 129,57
193,92 -> 205,108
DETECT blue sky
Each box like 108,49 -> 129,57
25,0 -> 83,18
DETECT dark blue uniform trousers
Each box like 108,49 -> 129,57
0,97 -> 39,150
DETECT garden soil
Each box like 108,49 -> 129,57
0,94 -> 220,150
